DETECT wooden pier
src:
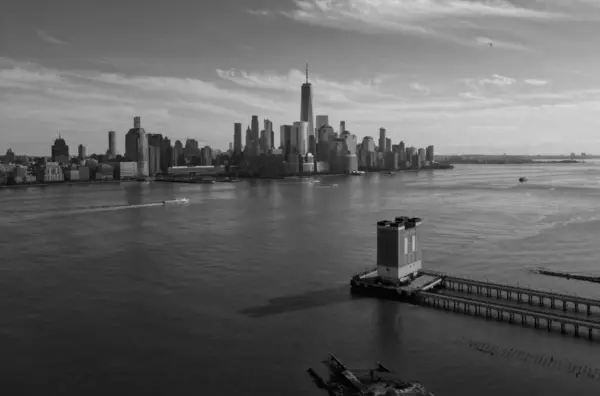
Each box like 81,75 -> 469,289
417,291 -> 600,341
420,270 -> 600,317
352,268 -> 600,342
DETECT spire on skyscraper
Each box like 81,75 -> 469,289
306,62 -> 309,84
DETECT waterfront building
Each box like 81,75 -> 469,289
36,162 -> 64,183
200,146 -> 213,166
359,136 -> 376,170
124,116 -> 149,177
426,145 -> 434,163
160,136 -> 173,173
108,131 -> 116,158
51,135 -> 69,164
340,121 -> 346,135
316,124 -> 334,163
339,131 -> 357,155
418,148 -> 426,165
148,145 -> 161,175
173,140 -> 183,166
385,138 -> 392,153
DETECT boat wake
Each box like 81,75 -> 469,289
2,199 -> 189,223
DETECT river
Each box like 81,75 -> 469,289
1,162 -> 599,395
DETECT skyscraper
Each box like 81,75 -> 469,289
300,63 -> 315,155
263,119 -> 273,154
292,121 -> 308,156
316,115 -> 329,131
78,144 -> 86,160
233,123 -> 242,154
280,125 -> 293,156
51,134 -> 69,163
379,128 -> 386,152
251,116 -> 259,155
125,116 -> 148,178
108,131 -> 116,158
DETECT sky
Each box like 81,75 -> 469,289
2,0 -> 600,155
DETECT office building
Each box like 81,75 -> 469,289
124,116 -> 149,177
78,144 -> 86,160
316,115 -> 329,131
233,123 -> 242,154
251,116 -> 259,155
108,131 -> 116,158
379,128 -> 386,152
292,121 -> 308,156
51,135 -> 70,164
300,63 -> 315,155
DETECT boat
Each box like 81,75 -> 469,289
223,177 -> 241,183
162,198 -> 189,205
349,171 -> 365,176
519,177 -> 527,182
307,354 -> 434,396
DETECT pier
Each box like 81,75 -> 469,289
417,291 -> 600,340
350,216 -> 600,343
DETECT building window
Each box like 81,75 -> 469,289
412,235 -> 416,252
404,237 -> 409,253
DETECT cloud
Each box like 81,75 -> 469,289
0,57 -> 292,153
215,67 -> 403,102
479,74 -> 516,86
37,30 -> 70,46
524,79 -> 549,86
247,9 -> 271,16
276,0 -> 564,36
410,83 -> 431,96
475,36 -> 528,51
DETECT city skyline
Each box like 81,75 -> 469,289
2,0 -> 600,155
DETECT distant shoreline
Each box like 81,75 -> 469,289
443,160 -> 584,165
0,180 -> 132,190
1,167 -> 456,190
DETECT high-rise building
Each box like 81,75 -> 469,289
161,136 -> 172,172
316,115 -> 329,131
124,116 -> 148,177
78,144 -> 86,160
379,128 -> 386,152
234,123 -> 242,154
108,131 -> 116,158
245,126 -> 252,152
271,130 -> 275,149
262,119 -> 273,154
200,146 -> 213,166
385,138 -> 392,153
51,135 -> 69,163
426,145 -> 434,163
292,121 -> 308,156
399,141 -> 406,162
251,116 -> 259,155
340,121 -> 346,134
280,125 -> 293,157
300,63 -> 315,155
173,140 -> 183,166
418,148 -> 426,164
